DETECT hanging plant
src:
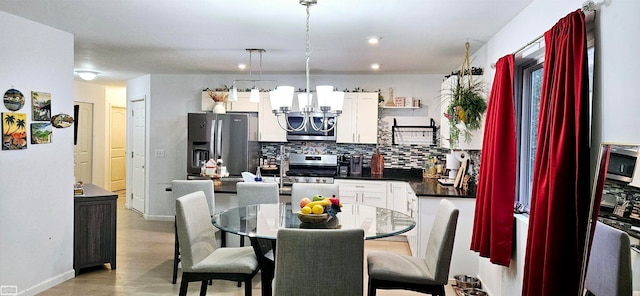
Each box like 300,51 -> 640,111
443,42 -> 487,148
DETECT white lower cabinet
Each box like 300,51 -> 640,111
414,197 -> 478,277
387,181 -> 408,214
405,186 -> 419,256
334,179 -> 387,208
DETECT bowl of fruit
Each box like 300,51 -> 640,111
297,195 -> 342,224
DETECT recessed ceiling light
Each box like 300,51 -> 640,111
371,63 -> 380,70
75,70 -> 100,81
367,36 -> 381,45
238,64 -> 246,70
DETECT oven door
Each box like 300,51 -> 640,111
286,112 -> 336,141
607,149 -> 638,183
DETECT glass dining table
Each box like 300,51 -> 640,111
212,203 -> 415,296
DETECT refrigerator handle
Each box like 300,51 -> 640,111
216,119 -> 223,159
210,119 -> 216,159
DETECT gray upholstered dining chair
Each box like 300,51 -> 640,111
366,199 -> 459,296
291,183 -> 339,212
272,228 -> 365,296
176,191 -> 259,296
171,180 -> 217,284
236,182 -> 280,246
584,221 -> 632,296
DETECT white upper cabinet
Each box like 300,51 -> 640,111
440,75 -> 485,150
258,93 -> 287,142
226,92 -> 259,112
336,92 -> 379,144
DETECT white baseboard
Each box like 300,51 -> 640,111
143,214 -> 174,221
17,269 -> 74,296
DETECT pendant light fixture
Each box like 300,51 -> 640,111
270,0 -> 344,132
229,49 -> 277,103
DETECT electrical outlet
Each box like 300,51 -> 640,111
155,149 -> 165,158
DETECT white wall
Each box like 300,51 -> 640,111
73,82 -> 126,189
126,73 -> 443,219
475,0 -> 640,295
0,11 -> 75,295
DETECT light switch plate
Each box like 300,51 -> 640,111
155,149 -> 165,158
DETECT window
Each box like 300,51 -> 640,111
514,44 -> 595,213
515,49 -> 544,212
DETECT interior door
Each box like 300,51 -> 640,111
110,106 -> 126,191
131,99 -> 146,214
74,102 -> 93,184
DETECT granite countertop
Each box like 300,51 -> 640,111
178,167 -> 475,199
335,167 -> 475,198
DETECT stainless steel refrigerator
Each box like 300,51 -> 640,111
187,112 -> 259,177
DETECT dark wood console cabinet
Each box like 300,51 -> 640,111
74,184 -> 117,275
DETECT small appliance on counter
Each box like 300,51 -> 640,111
338,154 -> 350,177
350,154 -> 363,177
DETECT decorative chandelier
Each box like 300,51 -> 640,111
228,49 -> 277,103
269,0 -> 344,132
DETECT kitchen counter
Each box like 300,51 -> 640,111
335,168 -> 475,198
174,167 -> 475,199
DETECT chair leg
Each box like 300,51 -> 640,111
178,277 -> 189,296
367,278 -> 376,296
172,221 -> 180,284
245,277 -> 252,296
199,280 -> 208,296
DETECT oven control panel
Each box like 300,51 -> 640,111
282,176 -> 334,185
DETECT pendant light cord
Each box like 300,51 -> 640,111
305,4 -> 312,105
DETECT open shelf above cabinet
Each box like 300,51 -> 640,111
391,118 -> 438,146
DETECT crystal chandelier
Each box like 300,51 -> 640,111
269,0 -> 344,132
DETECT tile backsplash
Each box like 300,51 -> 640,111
260,142 -> 481,182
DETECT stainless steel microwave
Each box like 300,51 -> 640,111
606,146 -> 638,183
285,112 -> 336,141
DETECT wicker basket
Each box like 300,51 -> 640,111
297,212 -> 330,224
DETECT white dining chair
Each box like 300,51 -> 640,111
272,228 -> 365,296
367,199 -> 459,296
176,191 -> 259,296
584,221 -> 632,296
170,180 -> 217,284
236,182 -> 279,247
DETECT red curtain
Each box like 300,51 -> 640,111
522,10 -> 590,296
470,54 -> 516,266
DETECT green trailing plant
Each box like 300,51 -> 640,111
443,42 -> 487,148
444,77 -> 487,148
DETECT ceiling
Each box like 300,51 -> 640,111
0,0 -> 534,86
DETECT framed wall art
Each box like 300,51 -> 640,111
2,112 -> 27,150
31,122 -> 52,144
32,91 -> 51,121
3,89 -> 25,111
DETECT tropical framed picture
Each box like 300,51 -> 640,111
2,112 -> 27,150
31,122 -> 52,144
32,91 -> 52,121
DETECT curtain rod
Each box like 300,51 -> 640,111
490,1 -> 604,68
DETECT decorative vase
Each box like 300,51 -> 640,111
212,102 -> 226,114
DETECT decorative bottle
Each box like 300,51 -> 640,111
254,167 -> 263,182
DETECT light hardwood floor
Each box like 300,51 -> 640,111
39,191 -> 456,295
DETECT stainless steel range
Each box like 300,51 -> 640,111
282,154 -> 337,184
